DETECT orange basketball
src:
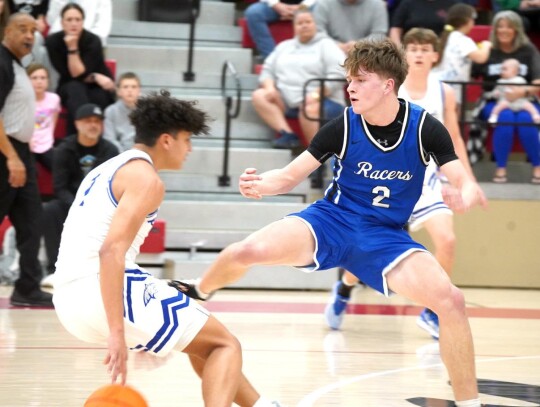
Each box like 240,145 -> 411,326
84,384 -> 149,407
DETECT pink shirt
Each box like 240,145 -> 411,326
30,92 -> 61,154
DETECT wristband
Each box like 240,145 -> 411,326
67,49 -> 79,54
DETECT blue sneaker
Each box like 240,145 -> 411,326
272,131 -> 300,149
324,281 -> 350,330
416,308 -> 439,340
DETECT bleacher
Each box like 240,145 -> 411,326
15,1 -> 539,289
105,0 -> 337,289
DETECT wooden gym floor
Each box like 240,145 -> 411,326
0,284 -> 539,406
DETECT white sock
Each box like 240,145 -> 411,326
195,281 -> 210,300
253,396 -> 273,407
455,398 -> 481,407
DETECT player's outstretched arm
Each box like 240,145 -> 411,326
239,151 -> 321,199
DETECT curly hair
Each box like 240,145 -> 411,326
130,89 -> 211,146
343,37 -> 408,93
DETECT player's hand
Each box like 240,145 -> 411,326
7,155 -> 26,187
239,168 -> 262,199
104,333 -> 128,385
442,184 -> 466,213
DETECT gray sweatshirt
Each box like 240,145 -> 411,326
103,100 -> 135,152
259,32 -> 346,107
314,0 -> 389,43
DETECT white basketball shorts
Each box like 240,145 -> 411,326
53,269 -> 210,356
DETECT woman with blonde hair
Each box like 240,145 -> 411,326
473,10 -> 540,183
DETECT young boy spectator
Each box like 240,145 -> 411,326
103,72 -> 141,152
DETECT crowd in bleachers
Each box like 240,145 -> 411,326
242,0 -> 540,185
2,0 -> 540,299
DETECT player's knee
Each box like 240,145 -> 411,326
231,239 -> 270,265
440,285 -> 466,315
439,232 -> 456,254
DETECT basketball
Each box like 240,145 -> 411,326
84,384 -> 149,407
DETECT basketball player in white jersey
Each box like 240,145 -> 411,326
53,90 -> 282,407
324,28 -> 487,337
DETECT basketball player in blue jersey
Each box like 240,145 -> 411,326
324,28 -> 488,338
52,90 -> 282,407
177,38 -> 486,406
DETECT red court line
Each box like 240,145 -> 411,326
3,297 -> 539,319
205,301 -> 540,319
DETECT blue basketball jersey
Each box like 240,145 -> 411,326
324,101 -> 429,228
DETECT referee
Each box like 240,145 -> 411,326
0,13 -> 52,307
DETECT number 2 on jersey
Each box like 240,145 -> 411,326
372,186 -> 390,208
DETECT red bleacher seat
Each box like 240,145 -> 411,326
238,17 -> 294,50
0,216 -> 12,251
469,25 -> 491,43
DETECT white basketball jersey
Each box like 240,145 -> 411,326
398,72 -> 446,182
54,150 -> 158,286
398,72 -> 445,123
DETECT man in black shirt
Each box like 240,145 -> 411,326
0,13 -> 53,306
41,103 -> 118,285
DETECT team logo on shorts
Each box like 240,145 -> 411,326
143,282 -> 158,306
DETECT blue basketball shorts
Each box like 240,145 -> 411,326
288,199 -> 427,296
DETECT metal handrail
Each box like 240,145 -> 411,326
218,61 -> 242,187
302,77 -> 348,123
183,0 -> 201,82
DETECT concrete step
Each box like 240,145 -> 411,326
133,70 -> 258,93
113,0 -> 236,26
109,20 -> 242,48
164,191 -> 307,203
471,155 -> 536,184
107,44 -> 252,76
159,200 -> 307,231
155,200 -> 309,250
180,146 -> 295,176
158,197 -> 306,250
136,252 -> 339,290
166,258 -> 339,290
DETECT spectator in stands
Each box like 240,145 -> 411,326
103,72 -> 141,152
435,3 -> 492,109
8,1 -> 49,35
473,10 -> 540,183
253,8 -> 346,149
46,0 -> 111,46
244,0 -> 316,60
1,13 -> 53,307
488,58 -> 540,124
0,0 -> 11,42
493,0 -> 540,33
27,63 -> 60,171
45,3 -> 115,136
389,0 -> 457,46
40,103 -> 118,286
314,0 -> 388,54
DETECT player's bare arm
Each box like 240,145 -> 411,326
99,159 -> 164,385
442,84 -> 476,178
239,151 -> 320,199
439,160 -> 486,213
